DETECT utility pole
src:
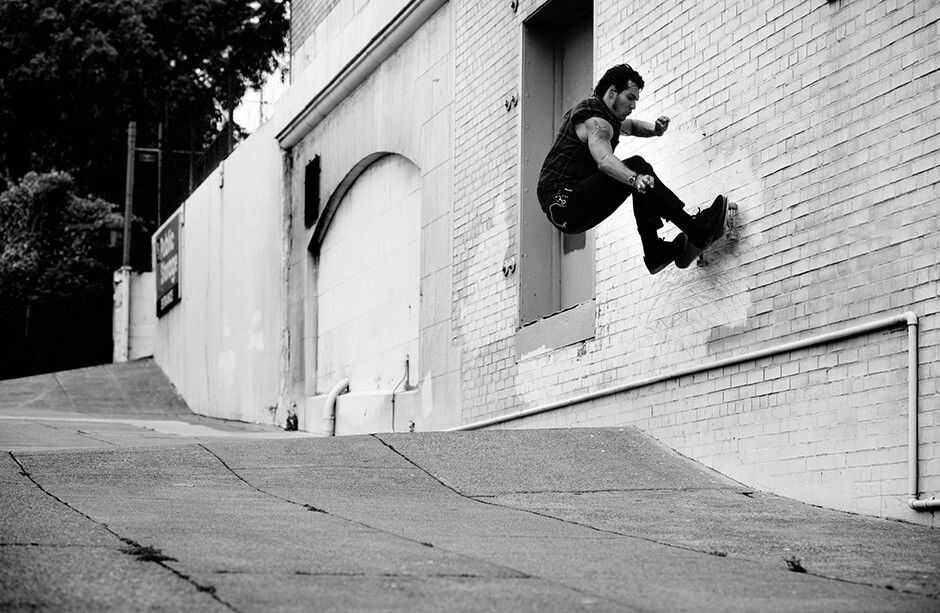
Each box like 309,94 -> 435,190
227,71 -> 234,154
188,118 -> 195,194
116,120 -> 137,363
156,122 -> 164,227
225,45 -> 234,155
122,121 -> 137,267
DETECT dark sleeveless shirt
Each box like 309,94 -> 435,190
537,95 -> 622,208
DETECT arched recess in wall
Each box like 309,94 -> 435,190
310,153 -> 422,393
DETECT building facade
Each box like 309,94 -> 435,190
155,0 -> 940,524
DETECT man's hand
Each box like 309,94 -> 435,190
654,116 -> 670,136
635,174 -> 655,194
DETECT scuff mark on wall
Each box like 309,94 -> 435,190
250,311 -> 266,351
217,350 -> 236,388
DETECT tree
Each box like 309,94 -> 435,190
0,0 -> 288,378
0,171 -> 138,378
0,0 -> 289,211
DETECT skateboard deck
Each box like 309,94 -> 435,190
675,196 -> 738,269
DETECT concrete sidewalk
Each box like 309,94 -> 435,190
2,362 -> 939,611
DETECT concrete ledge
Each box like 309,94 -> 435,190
516,300 -> 595,360
303,390 -> 419,436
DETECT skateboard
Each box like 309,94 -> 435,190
674,196 -> 738,269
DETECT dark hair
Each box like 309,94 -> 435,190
594,64 -> 645,98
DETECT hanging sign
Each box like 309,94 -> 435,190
155,212 -> 182,317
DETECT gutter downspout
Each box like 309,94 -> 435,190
905,313 -> 939,511
448,311 -> 938,512
323,378 -> 349,437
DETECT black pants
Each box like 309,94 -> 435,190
544,156 -> 686,236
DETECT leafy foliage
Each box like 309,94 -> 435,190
0,172 -> 131,377
0,0 -> 288,378
0,0 -> 289,205
0,171 -> 117,313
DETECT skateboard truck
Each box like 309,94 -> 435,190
697,201 -> 738,267
675,197 -> 736,270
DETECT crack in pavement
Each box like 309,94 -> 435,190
366,435 -> 649,612
210,569 -> 528,579
74,429 -> 120,446
469,486 -> 731,497
0,542 -> 115,549
8,451 -> 242,613
196,442 -> 641,611
196,444 -> 536,580
372,437 -> 932,601
51,373 -> 81,413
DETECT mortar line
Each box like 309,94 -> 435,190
8,451 -> 241,613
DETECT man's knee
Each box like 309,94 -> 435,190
623,155 -> 652,174
633,200 -> 664,233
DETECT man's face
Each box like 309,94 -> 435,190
608,82 -> 640,121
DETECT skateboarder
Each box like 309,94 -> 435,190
537,63 -> 727,274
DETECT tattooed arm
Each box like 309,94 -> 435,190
621,116 -> 670,137
574,116 -> 654,192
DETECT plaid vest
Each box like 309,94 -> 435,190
537,95 -> 622,208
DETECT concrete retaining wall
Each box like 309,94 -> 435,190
152,117 -> 286,424
113,269 -> 156,363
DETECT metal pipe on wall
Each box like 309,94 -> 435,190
323,378 -> 349,437
905,313 -> 939,510
448,311 -> 937,512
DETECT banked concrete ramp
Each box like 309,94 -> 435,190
1,362 -> 939,610
0,358 -> 190,417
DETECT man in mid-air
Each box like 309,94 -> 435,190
538,63 -> 728,274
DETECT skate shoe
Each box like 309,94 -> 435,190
644,234 -> 688,274
675,195 -> 729,269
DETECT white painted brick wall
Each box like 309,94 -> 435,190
452,0 -> 524,422
448,0 -> 940,524
164,0 -> 937,522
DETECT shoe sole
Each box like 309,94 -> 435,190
675,196 -> 728,269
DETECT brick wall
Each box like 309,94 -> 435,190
452,0 -> 524,420
290,0 -> 343,63
156,0 -> 939,523
450,0 -> 939,523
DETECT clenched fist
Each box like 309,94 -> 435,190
654,116 -> 670,136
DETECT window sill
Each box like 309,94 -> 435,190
516,300 -> 595,360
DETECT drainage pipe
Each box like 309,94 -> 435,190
323,378 -> 349,437
448,311 -> 937,512
905,314 -> 940,511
